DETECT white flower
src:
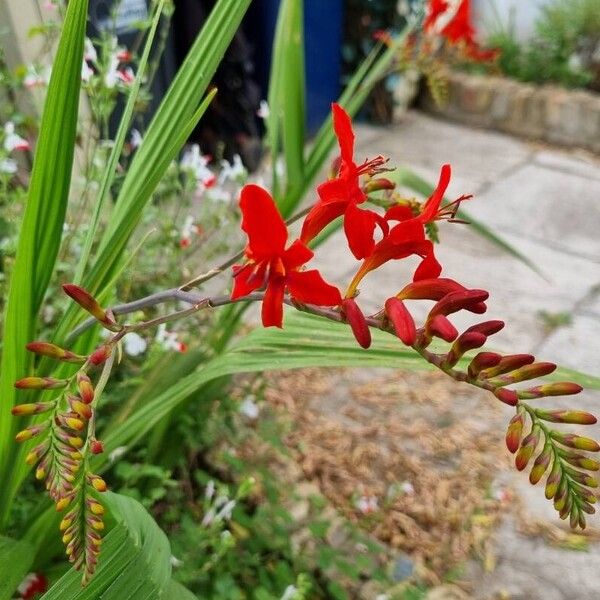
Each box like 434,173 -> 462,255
84,37 -> 98,63
0,159 -> 17,174
81,59 -> 94,83
257,99 -> 270,120
280,585 -> 298,600
215,499 -> 236,521
130,128 -> 143,149
108,446 -> 128,463
239,395 -> 259,419
205,480 -> 215,501
155,323 -> 187,352
170,555 -> 183,568
218,154 -> 246,184
23,65 -> 51,89
42,0 -> 57,10
123,332 -> 147,356
181,144 -> 215,188
4,122 -> 30,152
179,215 -> 201,248
356,495 -> 379,514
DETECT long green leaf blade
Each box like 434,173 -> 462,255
0,0 -> 89,528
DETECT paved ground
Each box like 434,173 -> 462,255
305,111 -> 600,599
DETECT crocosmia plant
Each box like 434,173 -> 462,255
12,102 -> 598,585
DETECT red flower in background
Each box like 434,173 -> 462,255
231,185 -> 342,327
424,0 -> 498,62
301,103 -> 389,260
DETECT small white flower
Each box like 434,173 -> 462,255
201,507 -> 216,527
218,154 -> 246,184
130,128 -> 143,149
400,481 -> 415,495
123,332 -> 147,356
239,395 -> 259,420
257,99 -> 270,120
356,495 -> 379,514
170,555 -> 183,568
42,0 -> 57,10
4,122 -> 30,152
23,65 -> 51,89
81,59 -> 94,83
215,499 -> 236,521
155,323 -> 187,352
180,144 -> 215,188
108,446 -> 128,463
179,215 -> 201,248
280,585 -> 298,600
205,480 -> 215,501
0,158 -> 17,174
84,38 -> 98,63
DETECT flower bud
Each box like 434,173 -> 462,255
530,444 -> 553,484
429,290 -> 489,319
536,409 -> 596,425
77,373 -> 94,404
87,474 -> 107,493
551,433 -> 600,452
26,342 -> 85,363
342,298 -> 371,349
15,423 -> 48,442
468,352 -> 502,379
397,278 -> 467,301
445,331 -> 486,368
90,438 -> 104,455
489,362 -> 557,387
62,284 -> 120,331
26,440 -> 50,465
427,315 -> 458,342
384,298 -> 416,346
563,469 -> 597,488
363,178 -> 395,193
87,499 -> 105,515
56,494 -> 75,511
463,320 -> 505,337
494,387 -> 518,406
68,396 -> 92,420
57,414 -> 85,431
479,354 -> 535,379
11,401 -> 55,416
14,377 -> 68,390
89,345 -> 112,366
520,382 -> 583,400
505,411 -> 525,453
545,460 -> 562,499
561,453 -> 600,472
515,426 -> 540,471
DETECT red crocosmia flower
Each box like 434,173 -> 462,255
231,184 -> 342,328
344,164 -> 455,297
301,103 -> 389,260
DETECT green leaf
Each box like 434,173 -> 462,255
41,493 -> 172,600
166,579 -> 198,600
394,167 -> 544,276
0,0 -> 89,528
267,0 -> 306,212
0,536 -> 34,600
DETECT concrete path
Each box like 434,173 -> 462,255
311,111 -> 600,599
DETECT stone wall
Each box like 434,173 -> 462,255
419,71 -> 600,154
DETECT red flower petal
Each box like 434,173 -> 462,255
332,103 -> 355,167
413,243 -> 442,281
283,239 -> 314,270
385,204 -> 415,222
239,184 -> 287,260
300,197 -> 347,244
231,263 -> 266,299
261,277 -> 286,328
286,269 -> 342,306
419,164 -> 451,223
344,203 -> 378,260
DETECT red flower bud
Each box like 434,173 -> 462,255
505,412 -> 525,453
14,377 -> 68,390
11,401 -> 55,416
342,298 -> 371,349
26,341 -> 84,363
90,439 -> 104,455
429,289 -> 489,319
15,423 -> 48,442
77,373 -> 94,404
479,354 -> 535,379
494,387 -> 519,406
520,382 -> 583,399
384,298 -> 416,346
489,362 -> 557,386
62,284 -> 120,331
445,331 -> 486,368
427,314 -> 458,342
68,396 -> 92,420
529,444 -> 553,484
515,427 -> 541,471
396,278 -> 467,301
89,345 -> 112,366
463,320 -> 505,337
468,352 -> 502,379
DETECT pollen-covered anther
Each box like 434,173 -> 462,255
342,298 -> 371,349
384,297 -> 416,346
14,377 -> 68,390
426,314 -> 458,343
444,331 -> 487,368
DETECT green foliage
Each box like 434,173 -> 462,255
0,536 -> 34,600
487,0 -> 600,88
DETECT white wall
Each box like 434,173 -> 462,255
473,0 -> 554,41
